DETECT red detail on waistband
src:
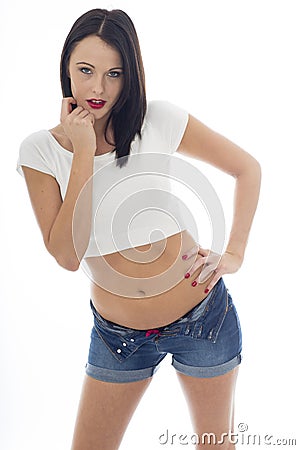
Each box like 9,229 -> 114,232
145,329 -> 160,337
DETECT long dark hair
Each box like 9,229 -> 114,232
60,9 -> 147,168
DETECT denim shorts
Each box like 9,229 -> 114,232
86,278 -> 242,383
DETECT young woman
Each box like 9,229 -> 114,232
16,8 -> 261,450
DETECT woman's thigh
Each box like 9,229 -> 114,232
71,374 -> 152,450
176,367 -> 239,449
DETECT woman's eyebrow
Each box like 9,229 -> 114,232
76,61 -> 95,68
76,62 -> 123,70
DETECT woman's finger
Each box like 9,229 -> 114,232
198,263 -> 220,284
67,108 -> 95,127
203,271 -> 222,293
182,244 -> 201,260
87,112 -> 95,125
75,109 -> 91,118
74,108 -> 95,124
197,245 -> 210,257
197,255 -> 222,283
60,97 -> 77,122
184,256 -> 207,279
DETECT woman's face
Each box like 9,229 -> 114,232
68,35 -> 124,121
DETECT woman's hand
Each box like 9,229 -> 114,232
60,97 -> 97,155
182,244 -> 243,293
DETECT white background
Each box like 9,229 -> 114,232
1,0 -> 299,449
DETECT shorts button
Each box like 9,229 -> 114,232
122,342 -> 127,347
116,349 -> 122,353
130,338 -> 135,342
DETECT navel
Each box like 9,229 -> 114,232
137,289 -> 146,297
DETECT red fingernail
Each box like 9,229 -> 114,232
185,273 -> 190,279
204,288 -> 209,293
182,255 -> 188,260
192,281 -> 197,287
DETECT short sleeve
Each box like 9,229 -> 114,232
146,100 -> 189,153
16,131 -> 56,178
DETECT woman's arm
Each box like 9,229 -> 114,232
22,99 -> 96,271
23,155 -> 93,271
177,114 -> 261,289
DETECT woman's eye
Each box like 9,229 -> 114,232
80,67 -> 92,75
108,71 -> 122,78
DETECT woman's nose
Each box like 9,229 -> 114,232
92,76 -> 104,96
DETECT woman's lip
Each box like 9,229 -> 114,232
86,99 -> 107,109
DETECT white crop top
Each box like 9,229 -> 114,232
16,100 -> 192,258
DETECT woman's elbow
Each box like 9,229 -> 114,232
235,154 -> 262,180
57,257 -> 80,272
45,241 -> 80,271
250,156 -> 262,181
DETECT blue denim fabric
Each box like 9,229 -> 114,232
86,278 -> 242,383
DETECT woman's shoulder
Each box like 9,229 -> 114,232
20,129 -> 53,148
145,100 -> 188,126
138,100 -> 189,153
20,125 -> 71,154
146,99 -> 187,115
17,128 -> 60,179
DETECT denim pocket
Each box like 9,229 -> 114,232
182,278 -> 230,344
205,288 -> 229,343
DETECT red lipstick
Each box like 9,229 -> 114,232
86,99 -> 107,109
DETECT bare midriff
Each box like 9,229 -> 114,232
84,230 -> 215,329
